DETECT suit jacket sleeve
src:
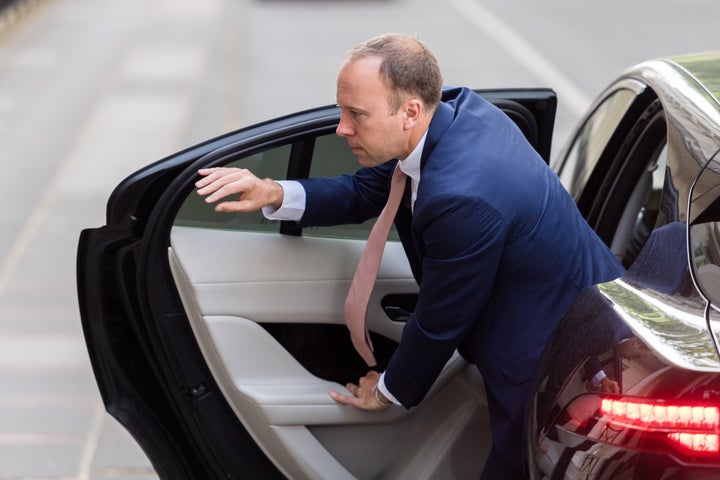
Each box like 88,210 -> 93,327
296,161 -> 397,227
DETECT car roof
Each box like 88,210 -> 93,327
626,52 -> 720,164
671,51 -> 720,104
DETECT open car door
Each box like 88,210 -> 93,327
77,89 -> 556,479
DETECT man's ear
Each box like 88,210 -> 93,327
402,98 -> 423,129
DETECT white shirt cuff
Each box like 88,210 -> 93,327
591,369 -> 607,387
378,372 -> 401,406
261,180 -> 306,221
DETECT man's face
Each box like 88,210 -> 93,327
335,57 -> 407,167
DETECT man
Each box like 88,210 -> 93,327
195,33 -> 624,478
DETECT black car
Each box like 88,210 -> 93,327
77,52 -> 720,479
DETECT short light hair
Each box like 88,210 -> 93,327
344,33 -> 443,112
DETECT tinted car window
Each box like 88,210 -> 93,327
610,142 -> 667,267
308,133 -> 358,177
303,133 -> 393,240
575,93 -> 668,268
174,145 -> 291,232
558,88 -> 637,195
173,133 -> 386,240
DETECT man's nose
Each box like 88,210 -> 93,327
336,115 -> 353,137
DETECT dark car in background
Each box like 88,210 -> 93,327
77,52 -> 720,479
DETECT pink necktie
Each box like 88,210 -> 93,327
345,164 -> 407,366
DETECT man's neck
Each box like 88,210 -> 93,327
402,114 -> 432,160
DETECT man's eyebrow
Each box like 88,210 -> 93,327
337,103 -> 368,113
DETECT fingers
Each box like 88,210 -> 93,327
209,200 -> 249,212
328,372 -> 387,411
195,167 -> 282,213
195,167 -> 230,189
328,388 -> 363,408
195,167 -> 251,204
328,382 -> 362,407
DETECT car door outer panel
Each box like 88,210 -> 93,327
76,111 -> 344,479
527,55 -> 720,479
77,91 -> 556,479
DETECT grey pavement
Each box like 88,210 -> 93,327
1,0 -> 720,478
0,0 -> 235,477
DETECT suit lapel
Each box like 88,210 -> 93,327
420,101 -> 454,170
397,100 -> 457,284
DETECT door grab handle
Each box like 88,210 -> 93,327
382,305 -> 413,322
380,294 -> 418,322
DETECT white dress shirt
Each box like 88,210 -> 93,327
261,132 -> 428,406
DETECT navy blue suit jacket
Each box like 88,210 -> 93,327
299,87 -> 624,458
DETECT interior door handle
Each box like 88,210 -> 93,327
381,294 -> 418,322
382,305 -> 413,322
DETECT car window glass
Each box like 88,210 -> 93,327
559,88 -> 637,195
308,133 -> 359,177
172,133 -> 393,241
613,142 -> 668,267
580,94 -> 667,269
689,151 -> 720,308
303,133 -> 397,241
173,145 -> 291,232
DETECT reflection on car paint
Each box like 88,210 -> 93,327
531,220 -> 720,478
602,223 -> 720,371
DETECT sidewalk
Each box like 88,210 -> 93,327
0,0 -> 252,477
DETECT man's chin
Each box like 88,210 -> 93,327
356,156 -> 373,167
357,157 -> 391,168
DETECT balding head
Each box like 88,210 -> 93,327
343,33 -> 443,113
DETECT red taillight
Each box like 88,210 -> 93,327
667,432 -> 720,454
599,398 -> 720,432
599,397 -> 720,455
558,395 -> 720,459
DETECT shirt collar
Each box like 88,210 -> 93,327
397,130 -> 426,183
